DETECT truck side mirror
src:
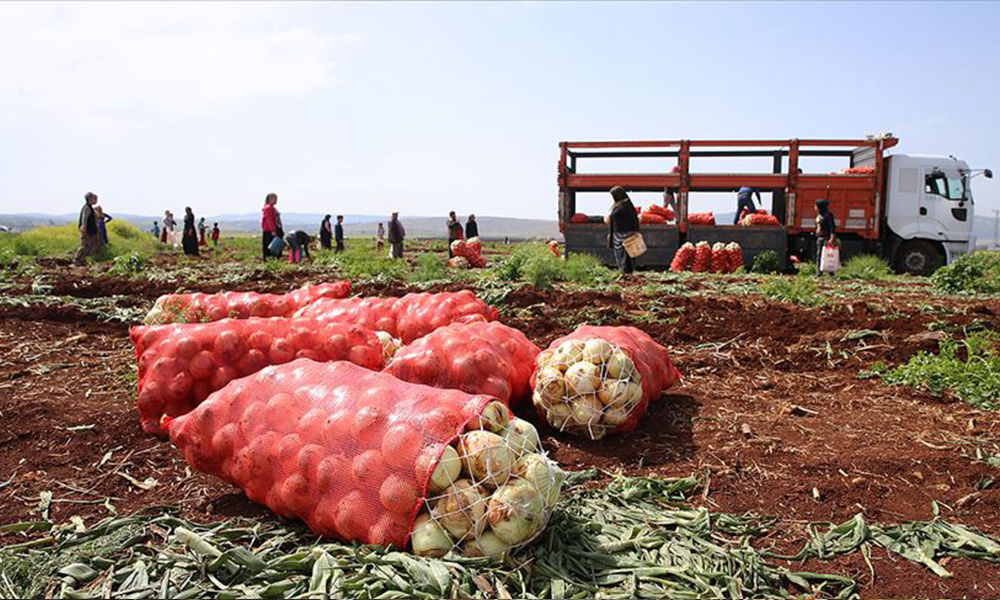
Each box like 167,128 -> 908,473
985,168 -> 993,179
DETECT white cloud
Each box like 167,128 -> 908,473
0,2 -> 349,121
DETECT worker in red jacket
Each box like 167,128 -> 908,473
261,193 -> 280,260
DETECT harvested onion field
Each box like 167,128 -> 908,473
1,244 -> 999,599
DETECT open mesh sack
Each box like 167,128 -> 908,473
164,360 -> 562,557
145,282 -> 351,325
295,291 -> 500,344
531,326 -> 681,440
385,321 -> 540,406
131,319 -> 383,435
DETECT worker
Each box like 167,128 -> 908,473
284,230 -> 312,264
211,223 -> 220,247
388,212 -> 405,259
319,215 -> 332,250
734,187 -> 762,224
465,214 -> 479,239
446,211 -> 463,257
335,215 -> 345,253
606,186 -> 640,275
73,192 -> 100,266
261,193 -> 280,261
95,206 -> 113,246
663,165 -> 680,214
815,198 -> 836,275
151,221 -> 160,239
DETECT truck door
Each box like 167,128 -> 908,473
922,168 -> 970,231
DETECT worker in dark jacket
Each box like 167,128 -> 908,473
284,230 -> 312,264
446,211 -> 463,257
465,214 -> 479,239
319,215 -> 333,250
815,198 -> 836,275
335,215 -> 345,253
734,187 -> 762,224
74,192 -> 100,266
388,212 -> 405,259
606,186 -> 640,274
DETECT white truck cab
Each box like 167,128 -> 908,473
884,154 -> 985,274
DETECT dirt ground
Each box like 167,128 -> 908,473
1,267 -> 999,598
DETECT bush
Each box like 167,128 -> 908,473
931,252 -> 1000,295
752,250 -> 780,274
107,251 -> 146,277
521,251 -> 561,289
0,221 -> 159,262
493,244 -> 618,289
837,254 -> 894,281
562,253 -> 620,285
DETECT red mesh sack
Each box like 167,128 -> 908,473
741,213 -> 780,227
131,318 -> 383,435
530,326 -> 681,440
164,360 -> 563,555
145,282 -> 351,325
688,212 -> 716,226
569,213 -> 590,224
385,322 -> 540,406
691,241 -> 712,273
710,242 -> 728,274
447,256 -> 470,269
297,291 -> 500,344
669,242 -> 695,272
639,212 -> 668,224
646,204 -> 675,221
453,238 -> 486,268
725,242 -> 744,273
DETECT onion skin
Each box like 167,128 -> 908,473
457,431 -> 512,489
466,401 -> 510,434
505,417 -> 540,457
582,339 -> 614,365
416,444 -> 461,494
513,453 -> 563,509
565,362 -> 600,395
486,478 -> 546,545
536,367 -> 566,405
433,479 -> 487,540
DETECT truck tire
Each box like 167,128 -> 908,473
895,240 -> 943,276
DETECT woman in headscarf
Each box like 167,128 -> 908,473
182,207 -> 199,256
606,186 -> 640,275
161,210 -> 172,244
261,193 -> 279,260
198,217 -> 208,246
319,215 -> 333,250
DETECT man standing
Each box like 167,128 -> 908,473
388,212 -> 405,259
151,221 -> 160,239
335,215 -> 345,253
734,187 -> 762,224
465,214 -> 479,239
74,192 -> 100,266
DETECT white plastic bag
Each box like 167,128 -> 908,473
820,242 -> 841,273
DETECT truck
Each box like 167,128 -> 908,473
558,135 -> 992,274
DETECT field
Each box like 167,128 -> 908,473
1,230 -> 999,599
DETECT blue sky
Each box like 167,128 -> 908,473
0,1 -> 997,220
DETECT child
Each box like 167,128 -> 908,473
211,223 -> 220,246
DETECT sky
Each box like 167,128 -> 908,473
1,1 -> 998,221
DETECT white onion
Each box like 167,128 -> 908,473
602,406 -> 630,427
487,478 -> 546,545
433,479 -> 487,540
570,394 -> 602,427
421,444 -> 461,493
565,362 -> 600,395
411,512 -> 453,557
605,351 -> 635,380
458,430 -> 512,489
504,417 -> 540,457
546,404 -> 572,429
513,453 -> 563,508
461,530 -> 510,559
597,379 -> 629,407
535,349 -> 556,370
553,340 -> 585,371
536,367 -> 566,405
582,339 -> 614,365
466,401 -> 510,434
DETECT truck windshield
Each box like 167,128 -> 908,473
925,172 -> 967,201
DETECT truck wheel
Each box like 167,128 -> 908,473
895,240 -> 942,276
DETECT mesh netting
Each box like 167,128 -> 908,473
691,241 -> 712,273
145,282 -> 351,325
531,326 -> 681,440
131,319 -> 383,435
710,242 -> 728,274
726,242 -> 744,272
451,238 -> 486,268
384,321 -> 540,406
670,242 -> 695,272
164,360 -> 561,556
294,291 -> 500,344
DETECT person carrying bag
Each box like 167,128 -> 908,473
815,198 -> 839,275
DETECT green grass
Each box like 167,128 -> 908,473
861,330 -> 1000,410
836,254 -> 894,281
760,271 -> 824,306
931,252 -> 1000,295
751,250 -> 780,274
0,222 -> 161,262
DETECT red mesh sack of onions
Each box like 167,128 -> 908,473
691,241 -> 712,273
531,326 -> 681,440
645,204 -> 675,221
144,282 -> 351,325
296,291 -> 500,344
569,213 -> 590,224
740,213 -> 780,227
447,256 -> 471,269
710,242 -> 728,274
669,242 -> 695,272
725,242 -> 744,272
385,321 -> 540,406
688,212 -> 716,226
452,239 -> 486,268
163,360 -> 563,558
639,212 -> 668,224
130,319 -> 384,435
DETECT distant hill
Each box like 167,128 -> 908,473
0,212 -> 562,241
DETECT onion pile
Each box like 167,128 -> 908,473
531,338 -> 643,440
412,401 -> 563,559
450,238 -> 487,268
688,212 -> 716,226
